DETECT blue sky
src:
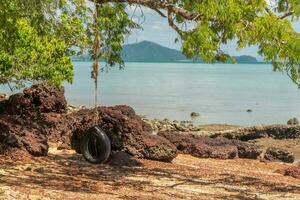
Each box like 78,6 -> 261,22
125,7 -> 300,58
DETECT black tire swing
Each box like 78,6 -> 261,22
80,1 -> 111,164
80,126 -> 111,164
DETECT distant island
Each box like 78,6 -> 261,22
72,40 -> 258,63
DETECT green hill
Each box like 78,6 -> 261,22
121,41 -> 187,62
234,55 -> 258,63
72,41 -> 258,63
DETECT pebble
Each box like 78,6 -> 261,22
143,118 -> 201,132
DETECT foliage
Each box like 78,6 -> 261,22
0,0 -> 138,88
176,0 -> 300,86
0,0 -> 87,87
1,0 -> 300,87
0,18 -> 73,87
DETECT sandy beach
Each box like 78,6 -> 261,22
0,146 -> 299,200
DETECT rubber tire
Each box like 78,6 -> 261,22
80,126 -> 111,164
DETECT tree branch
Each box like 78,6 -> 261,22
279,11 -> 294,19
153,8 -> 166,18
279,0 -> 294,19
97,0 -> 201,21
285,64 -> 300,89
167,11 -> 183,38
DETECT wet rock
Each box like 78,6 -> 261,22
190,112 -> 200,118
264,147 -> 295,163
108,151 -> 142,167
283,165 -> 300,179
287,117 -> 299,125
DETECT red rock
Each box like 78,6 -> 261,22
0,116 -> 48,156
3,82 -> 67,115
158,131 -> 262,159
284,165 -> 300,179
70,107 -> 178,162
0,83 -> 178,162
0,82 -> 67,157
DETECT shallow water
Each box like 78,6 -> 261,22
2,62 -> 300,126
63,62 -> 300,126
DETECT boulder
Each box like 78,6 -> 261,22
70,106 -> 178,162
0,83 -> 178,162
287,118 -> 299,125
0,115 -> 48,156
3,82 -> 67,115
231,140 -> 262,159
190,112 -> 200,118
191,142 -> 237,159
264,147 -> 295,163
0,83 -> 68,157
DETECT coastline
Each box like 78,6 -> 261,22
141,116 -> 300,163
68,104 -> 300,163
1,86 -> 300,199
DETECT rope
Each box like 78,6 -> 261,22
92,0 -> 100,124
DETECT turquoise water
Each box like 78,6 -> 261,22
62,62 -> 300,125
2,62 -> 300,125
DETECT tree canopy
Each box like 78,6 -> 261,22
1,0 -> 300,88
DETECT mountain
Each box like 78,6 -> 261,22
234,55 -> 258,63
121,41 -> 187,62
72,41 -> 258,63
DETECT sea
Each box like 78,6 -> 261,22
3,62 -> 300,126
64,62 -> 300,126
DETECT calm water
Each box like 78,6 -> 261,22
2,62 -> 300,125
62,62 -> 300,125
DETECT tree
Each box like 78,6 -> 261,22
1,0 -> 300,88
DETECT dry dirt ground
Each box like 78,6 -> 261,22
0,147 -> 299,200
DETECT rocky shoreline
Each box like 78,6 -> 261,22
143,118 -> 299,159
69,104 -> 300,167
141,117 -> 240,133
0,83 -> 300,180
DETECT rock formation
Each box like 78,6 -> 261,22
287,117 -> 299,125
264,147 -> 295,163
158,131 -> 262,159
0,83 -> 178,162
213,125 -> 300,140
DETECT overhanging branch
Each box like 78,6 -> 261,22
97,0 -> 201,21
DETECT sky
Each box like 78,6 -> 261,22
124,6 -> 300,58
